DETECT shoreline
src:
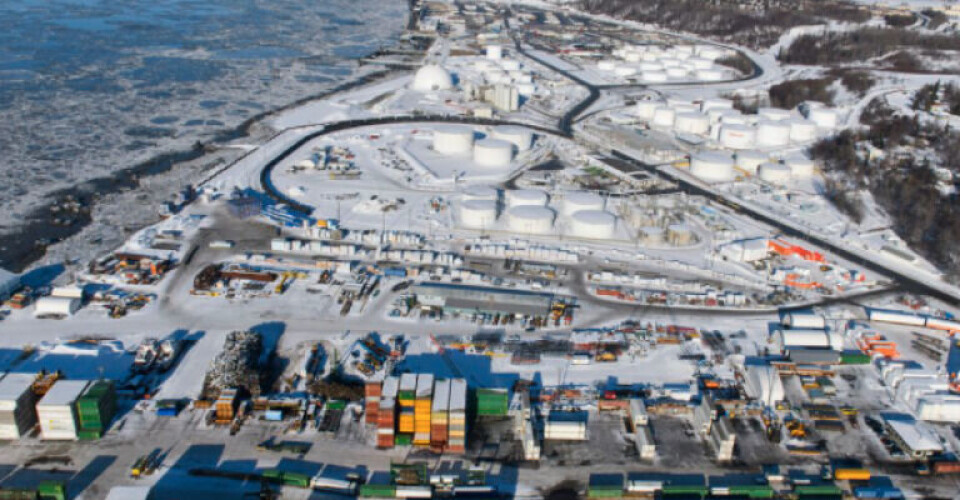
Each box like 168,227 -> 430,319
0,21 -> 415,274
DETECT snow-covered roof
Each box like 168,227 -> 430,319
0,373 -> 35,403
38,380 -> 89,407
886,418 -> 943,453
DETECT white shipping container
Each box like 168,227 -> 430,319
396,486 -> 432,498
782,313 -> 826,329
0,373 -> 38,440
37,380 -> 89,440
868,309 -> 926,327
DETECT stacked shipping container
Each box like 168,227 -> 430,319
37,380 -> 90,440
365,381 -> 381,424
377,377 -> 399,448
476,388 -> 509,417
0,374 -> 38,440
397,374 -> 416,442
215,388 -> 239,423
76,380 -> 117,440
430,379 -> 450,451
448,379 -> 467,454
413,374 -> 433,446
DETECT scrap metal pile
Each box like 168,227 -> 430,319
204,330 -> 264,397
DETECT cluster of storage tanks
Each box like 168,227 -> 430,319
636,97 -> 840,150
459,187 -> 619,239
470,45 -> 536,96
432,125 -> 534,169
597,44 -> 732,83
688,149 -> 817,185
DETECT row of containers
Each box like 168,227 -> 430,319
365,375 -> 511,453
0,375 -> 117,441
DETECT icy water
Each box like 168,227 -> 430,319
0,0 -> 407,268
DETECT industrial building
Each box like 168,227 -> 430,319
410,282 -> 558,318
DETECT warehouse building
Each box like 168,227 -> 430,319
883,415 -> 944,459
411,282 -> 558,317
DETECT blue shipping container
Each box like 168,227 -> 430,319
157,407 -> 179,417
854,487 -> 904,499
383,268 -> 407,278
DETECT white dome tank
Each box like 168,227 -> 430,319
505,189 -> 548,208
460,200 -> 499,229
735,150 -> 768,175
462,185 -> 499,202
688,57 -> 714,70
624,52 -> 643,63
413,65 -> 454,92
598,60 -> 617,71
561,191 -> 605,216
615,66 -> 638,77
697,46 -> 726,60
757,107 -> 793,122
806,107 -> 839,128
491,126 -> 534,151
719,124 -> 757,149
758,162 -> 792,185
784,154 -> 816,178
636,100 -> 662,121
642,71 -> 668,82
674,112 -> 710,135
507,205 -> 555,235
473,138 -> 514,168
696,68 -> 725,81
660,58 -> 681,68
691,152 -> 736,182
701,98 -> 734,112
433,125 -> 475,155
641,52 -> 660,62
666,67 -> 689,79
675,45 -> 695,56
787,118 -> 820,143
651,107 -> 676,128
709,108 -> 741,125
486,45 -> 503,60
755,121 -> 791,148
639,62 -> 664,72
568,210 -> 616,239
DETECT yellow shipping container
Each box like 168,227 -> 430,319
834,469 -> 870,481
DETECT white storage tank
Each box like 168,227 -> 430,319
505,189 -> 548,208
784,154 -> 816,178
696,68 -> 725,81
786,118 -> 819,143
462,185 -> 499,202
491,126 -> 534,151
413,65 -> 454,92
598,60 -> 617,71
0,374 -> 38,440
691,152 -> 736,182
688,57 -> 714,70
696,46 -> 726,60
615,66 -> 638,77
459,200 -> 499,229
433,126 -> 475,155
561,191 -> 605,216
642,71 -> 668,83
674,112 -> 710,135
651,107 -> 676,128
486,45 -> 503,60
666,67 -> 689,79
37,380 -> 90,440
473,138 -> 514,168
636,100 -> 662,121
758,162 -> 792,185
568,210 -> 617,239
734,150 -> 768,175
758,107 -> 793,122
807,107 -> 839,129
506,206 -> 555,235
639,62 -> 664,72
755,121 -> 791,148
624,51 -> 643,63
701,98 -> 734,112
719,124 -> 757,149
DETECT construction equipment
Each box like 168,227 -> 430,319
785,418 -> 806,438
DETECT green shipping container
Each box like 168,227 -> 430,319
587,489 -> 623,498
77,381 -> 117,433
326,400 -> 347,411
262,469 -> 283,482
794,485 -> 843,496
728,486 -> 774,499
840,351 -> 871,365
360,484 -> 397,498
475,389 -> 509,416
77,429 -> 103,441
38,481 -> 66,500
282,472 -> 311,488
395,433 -> 413,446
661,485 -> 707,496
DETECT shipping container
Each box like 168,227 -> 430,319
77,380 -> 116,436
476,388 -> 509,417
0,373 -> 38,440
37,380 -> 90,440
360,483 -> 396,498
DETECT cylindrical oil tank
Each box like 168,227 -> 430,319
667,223 -> 695,246
639,62 -> 664,72
624,52 -> 642,63
598,60 -> 617,71
735,150 -> 768,175
473,138 -> 514,168
462,185 -> 499,202
701,98 -> 734,113
787,118 -> 820,143
666,67 -> 689,79
674,112 -> 710,135
433,126 -> 475,155
561,191 -> 605,216
486,45 -> 503,60
636,100 -> 663,121
784,154 -> 815,178
690,151 -> 736,182
660,58 -> 681,68
615,66 -> 638,77
696,68 -> 725,81
675,45 -> 695,56
807,107 -> 839,128
641,52 -> 660,62
642,71 -> 668,83
758,162 -> 792,185
708,108 -> 741,125
507,206 -> 554,235
460,200 -> 499,229
505,189 -> 548,208
687,57 -> 714,69
568,210 -> 616,239
757,107 -> 793,122
696,46 -> 726,60
491,126 -> 534,151
755,121 -> 791,148
638,226 -> 665,245
651,107 -> 676,128
719,124 -> 757,149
